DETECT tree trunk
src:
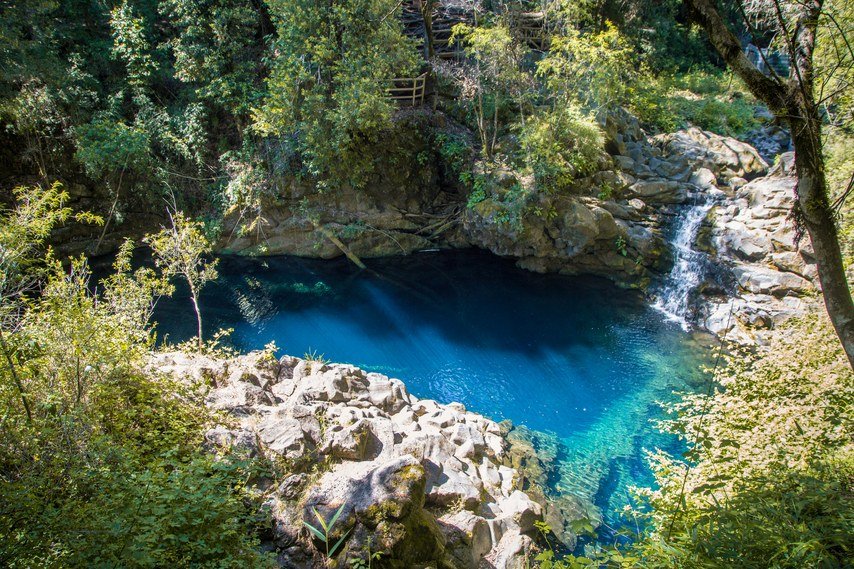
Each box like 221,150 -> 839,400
0,327 -> 31,423
189,282 -> 203,353
685,0 -> 854,367
789,110 -> 854,366
421,0 -> 435,60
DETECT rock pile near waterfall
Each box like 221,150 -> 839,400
605,116 -> 816,339
149,350 -> 556,569
701,152 -> 817,342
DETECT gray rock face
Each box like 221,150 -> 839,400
151,351 -> 546,569
700,159 -> 816,342
462,192 -> 663,288
627,179 -> 686,203
655,127 -> 769,182
732,264 -> 812,297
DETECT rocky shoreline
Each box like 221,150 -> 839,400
214,109 -> 815,344
150,349 -> 580,568
55,107 -> 814,343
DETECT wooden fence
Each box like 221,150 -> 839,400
387,72 -> 429,106
509,11 -> 549,51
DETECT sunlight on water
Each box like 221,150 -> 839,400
153,250 -> 710,527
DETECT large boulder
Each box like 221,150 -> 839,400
656,127 -> 768,182
626,179 -> 687,204
732,264 -> 812,297
303,456 -> 447,567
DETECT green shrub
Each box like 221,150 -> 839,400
538,22 -> 636,111
520,105 -> 603,193
467,184 -> 487,209
629,69 -> 764,137
75,115 -> 152,178
436,132 -> 474,186
0,190 -> 272,567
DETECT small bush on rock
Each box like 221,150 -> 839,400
520,105 -> 603,194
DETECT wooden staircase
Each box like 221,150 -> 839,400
389,1 -> 476,106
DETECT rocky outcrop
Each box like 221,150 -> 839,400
150,350 -> 548,568
219,190 -> 459,260
219,110 -> 468,260
654,127 -> 769,184
698,152 -> 816,343
463,191 -> 664,288
459,117 -> 784,291
601,116 -> 812,339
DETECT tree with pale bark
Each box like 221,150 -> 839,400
145,211 -> 218,352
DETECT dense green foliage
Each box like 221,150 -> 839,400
629,69 -> 762,136
255,0 -> 418,190
0,188 -> 271,566
0,0 -> 757,225
520,106 -> 603,193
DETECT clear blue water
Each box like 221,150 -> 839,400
151,249 -> 709,530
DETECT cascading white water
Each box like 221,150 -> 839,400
654,200 -> 714,329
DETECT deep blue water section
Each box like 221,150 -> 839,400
152,250 -> 708,525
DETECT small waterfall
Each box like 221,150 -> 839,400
654,200 -> 714,329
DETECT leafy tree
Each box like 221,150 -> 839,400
519,105 -> 604,193
160,0 -> 265,126
110,0 -> 158,95
0,183 -> 86,423
536,22 -> 636,111
450,21 -> 531,159
637,314 -> 852,568
75,113 -> 154,179
145,211 -> 219,352
0,0 -> 61,98
254,0 -> 418,190
683,0 -> 854,367
0,188 -> 270,567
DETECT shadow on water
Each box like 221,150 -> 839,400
148,249 -> 710,530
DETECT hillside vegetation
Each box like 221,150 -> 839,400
0,0 -> 852,567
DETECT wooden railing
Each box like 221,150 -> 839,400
432,36 -> 462,60
401,0 -> 472,60
387,72 -> 429,106
509,11 -> 549,51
